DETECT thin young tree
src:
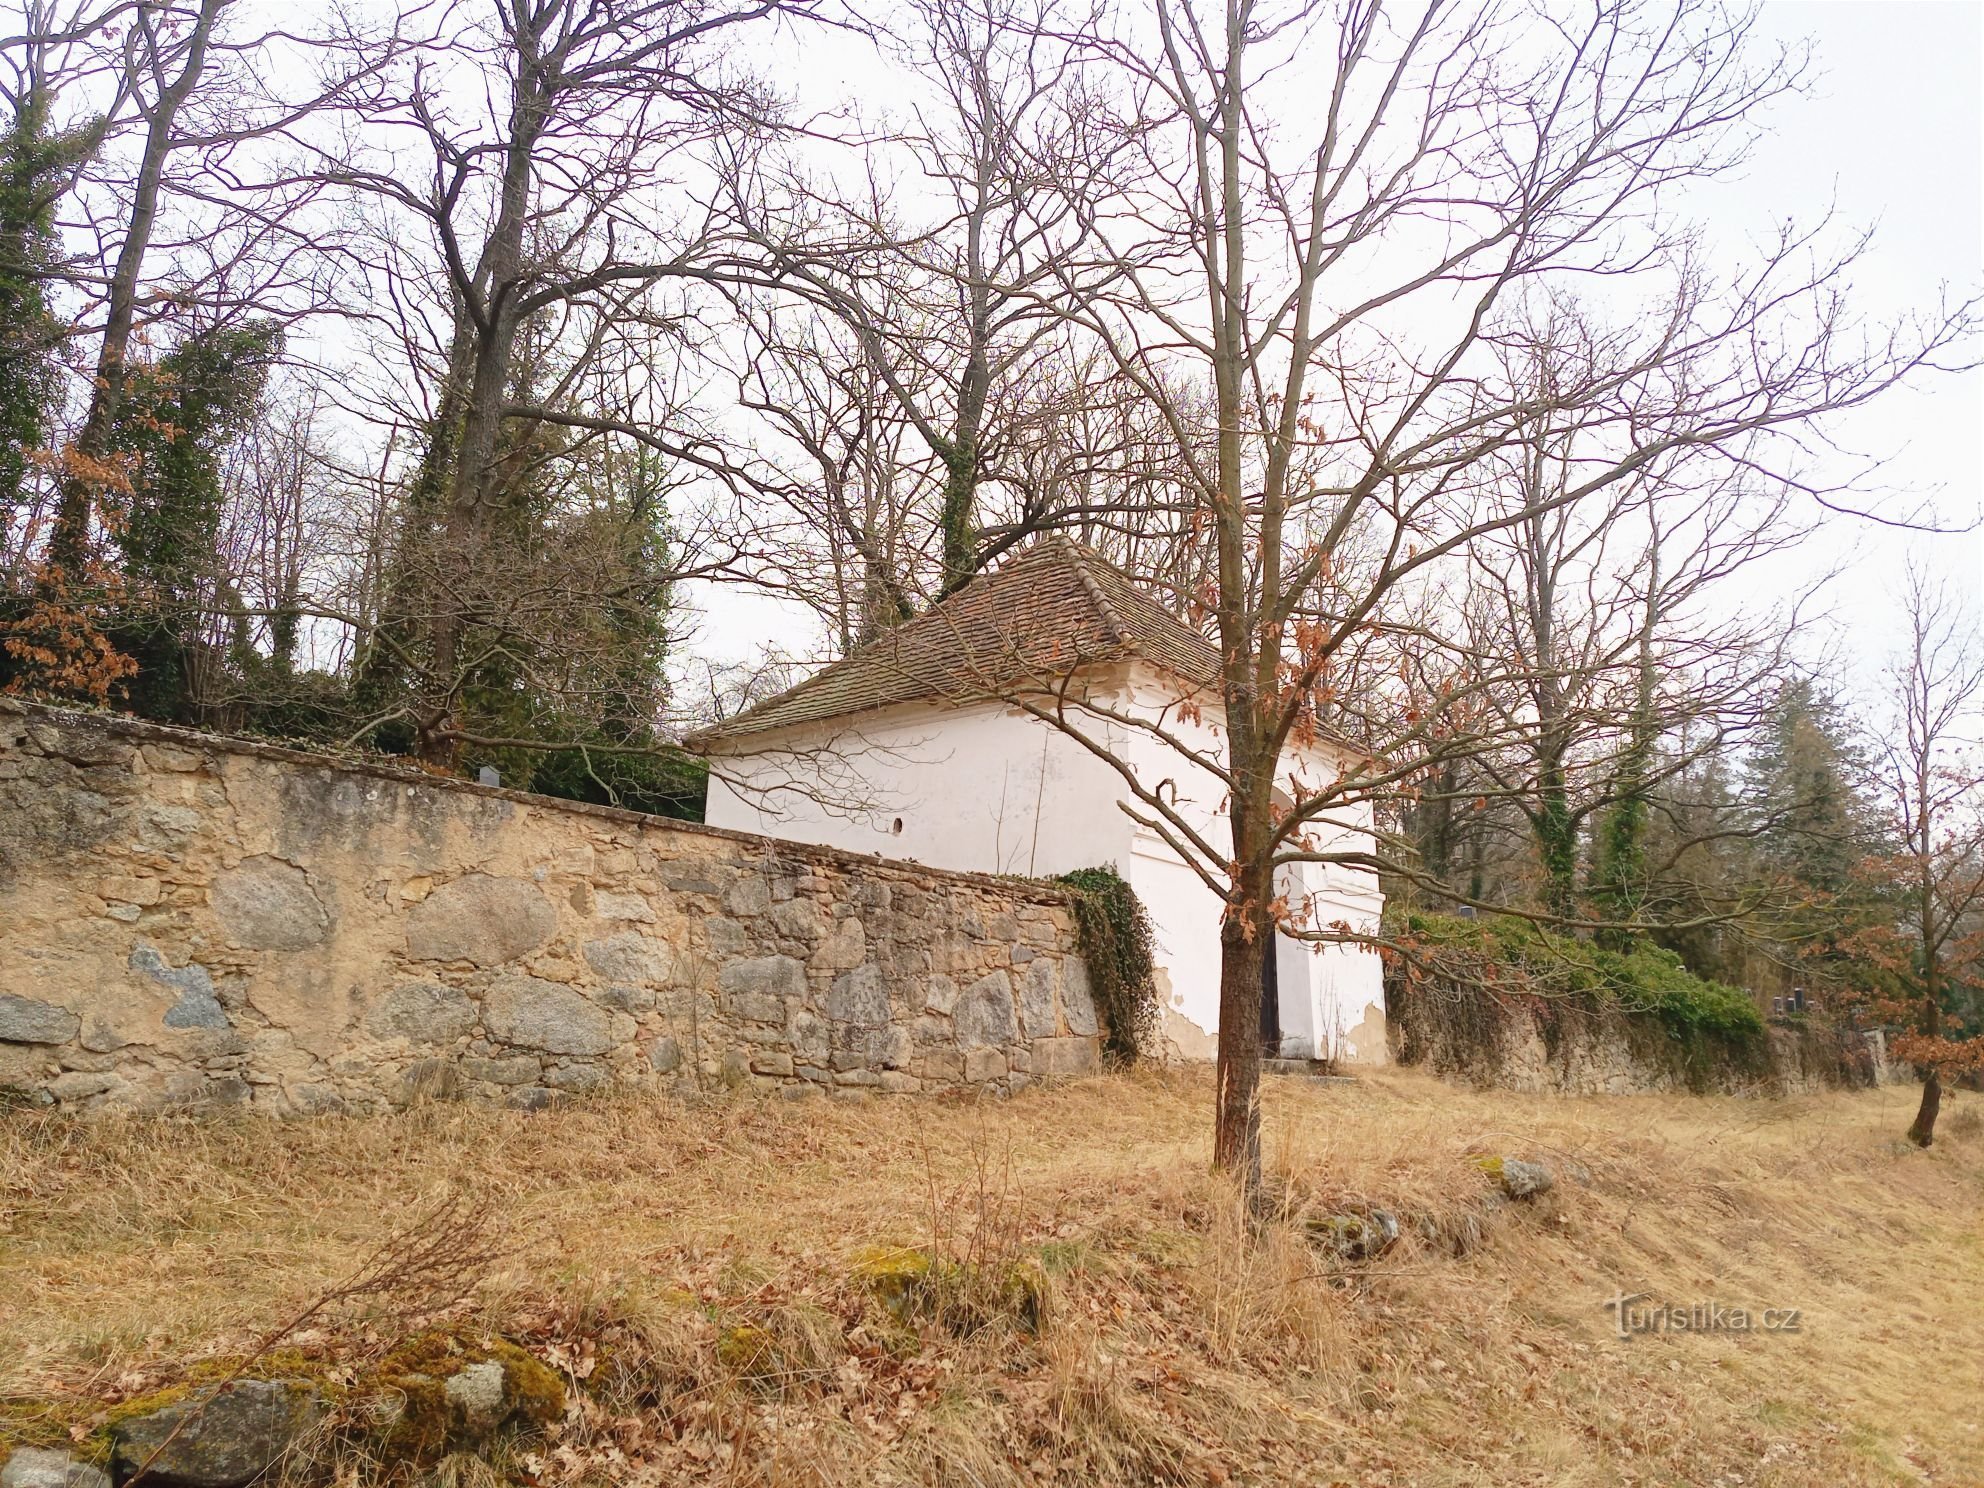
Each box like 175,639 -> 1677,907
1858,566 -> 1984,1148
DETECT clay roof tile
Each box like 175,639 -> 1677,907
687,536 -> 1222,748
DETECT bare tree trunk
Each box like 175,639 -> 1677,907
1907,847 -> 1943,1147
44,0 -> 222,576
1534,739 -> 1578,919
1907,1068 -> 1941,1149
1200,0 -> 1272,1200
937,441 -> 980,595
1214,859 -> 1270,1194
406,19 -> 547,765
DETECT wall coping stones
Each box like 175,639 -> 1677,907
0,698 -> 1072,905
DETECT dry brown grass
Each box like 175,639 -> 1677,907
4,1067 -> 1982,1486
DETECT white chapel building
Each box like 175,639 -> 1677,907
692,537 -> 1387,1064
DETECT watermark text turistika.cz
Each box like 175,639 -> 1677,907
1602,1292 -> 1802,1340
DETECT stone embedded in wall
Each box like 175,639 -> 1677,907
788,1008 -> 828,1061
868,1025 -> 912,1069
827,964 -> 889,1026
718,954 -> 806,1023
924,974 -> 958,1015
544,1062 -> 607,1093
464,1055 -> 539,1086
956,971 -> 1018,1049
592,890 -> 653,922
724,876 -> 772,917
405,875 -> 558,966
0,750 -> 120,884
582,931 -> 671,985
704,917 -> 751,957
964,1047 -> 1007,1082
0,698 -> 1096,1112
482,975 -> 614,1056
1062,960 -> 1098,1037
0,993 -> 82,1045
211,856 -> 331,951
98,875 -> 161,907
135,802 -> 202,856
367,982 -> 478,1046
770,897 -> 825,939
130,945 -> 230,1031
48,1071 -> 121,1102
811,915 -> 865,971
1018,958 -> 1058,1039
597,982 -> 656,1015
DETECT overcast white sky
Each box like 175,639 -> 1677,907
1723,1 -> 1984,651
676,0 -> 1984,687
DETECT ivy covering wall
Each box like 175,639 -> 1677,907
1053,867 -> 1159,1064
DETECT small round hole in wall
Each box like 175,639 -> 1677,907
891,817 -> 904,835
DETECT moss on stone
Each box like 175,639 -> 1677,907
9,1360 -> 352,1470
88,1380 -> 204,1461
1,1394 -> 114,1459
852,1245 -> 934,1292
367,1329 -> 566,1466
998,1260 -> 1048,1334
851,1244 -> 1045,1337
485,1339 -> 566,1426
715,1324 -> 779,1381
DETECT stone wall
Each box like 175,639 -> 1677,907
0,700 -> 1100,1113
1386,967 -> 1899,1097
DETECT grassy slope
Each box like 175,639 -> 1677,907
3,1068 -> 1981,1487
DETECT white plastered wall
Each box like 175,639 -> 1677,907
701,697 -> 1135,880
1109,664 -> 1386,1064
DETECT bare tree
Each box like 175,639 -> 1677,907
726,0 -> 1127,607
326,0 -> 813,763
29,0 -> 377,572
1454,300 -> 1817,925
733,300 -> 927,649
1858,566 -> 1984,1148
978,0 -> 1983,1195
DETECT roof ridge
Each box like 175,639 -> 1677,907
1055,535 -> 1133,650
690,534 -> 1230,749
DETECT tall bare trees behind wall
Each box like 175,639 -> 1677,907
3,0 -> 387,704
327,0 -> 821,766
0,0 -> 1976,1171
720,0 -> 1192,638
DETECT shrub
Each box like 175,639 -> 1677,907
1053,866 -> 1160,1063
1390,911 -> 1767,1086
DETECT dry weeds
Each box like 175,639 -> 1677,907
3,1068 -> 1981,1486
